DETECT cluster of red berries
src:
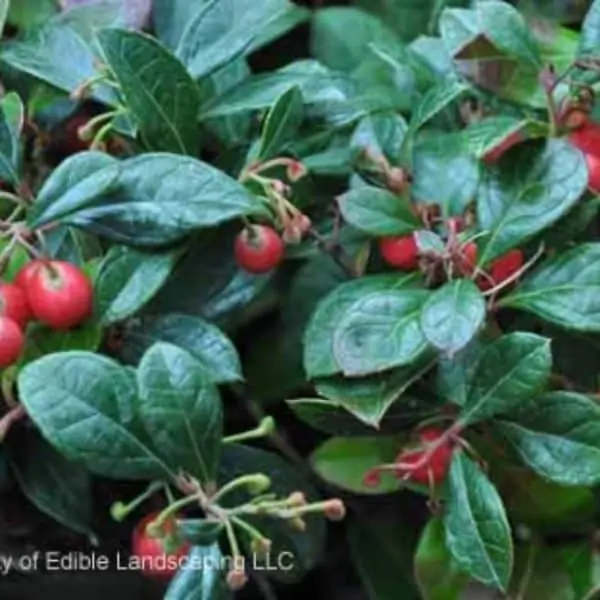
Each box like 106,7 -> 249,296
0,260 -> 93,367
234,224 -> 285,274
569,121 -> 600,193
378,229 -> 524,292
364,427 -> 455,488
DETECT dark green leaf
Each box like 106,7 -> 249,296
9,431 -> 95,540
415,517 -> 468,600
120,314 -> 242,384
165,543 -> 230,600
18,352 -> 173,480
97,29 -> 200,155
258,86 -> 303,160
219,444 -> 325,583
458,333 -> 551,425
95,246 -> 180,325
420,280 -> 485,354
311,436 -> 401,495
152,0 -> 200,49
136,343 -> 223,483
501,244 -> 600,332
304,273 -> 422,379
409,79 -> 469,132
477,139 -> 588,264
29,152 -> 121,229
54,154 -> 261,246
333,287 -> 431,377
0,92 -> 24,185
444,452 -> 513,591
315,357 -> 435,427
8,0 -> 57,29
338,186 -> 420,236
497,392 -> 600,486
350,112 -> 408,165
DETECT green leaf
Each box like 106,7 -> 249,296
50,154 -> 261,246
95,246 -> 179,325
29,152 -> 121,229
420,280 -> 485,354
0,0 -> 8,36
311,436 -> 401,495
349,516 -> 420,600
409,78 -> 469,133
165,543 -> 230,600
8,0 -> 57,29
440,2 -> 541,66
219,444 -> 325,582
501,244 -> 600,332
458,333 -> 551,425
0,92 -> 24,185
258,85 -> 303,160
443,452 -> 513,591
311,7 -> 398,72
315,357 -> 435,427
578,0 -> 600,57
153,0 -> 201,49
119,314 -> 242,384
411,132 -> 480,216
337,186 -> 420,236
9,431 -> 95,540
350,112 -> 408,165
496,392 -> 600,486
477,139 -> 588,263
304,273 -> 422,379
136,343 -> 223,483
18,352 -> 173,480
97,29 -> 200,155
333,287 -> 431,377
415,517 -> 468,600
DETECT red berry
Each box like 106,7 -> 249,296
132,512 -> 190,581
569,121 -> 600,156
394,428 -> 453,485
0,317 -> 24,367
379,234 -> 419,270
0,283 -> 32,328
14,261 -> 44,290
234,225 -> 285,274
26,261 -> 93,329
456,241 -> 478,277
585,152 -> 600,193
478,249 -> 524,292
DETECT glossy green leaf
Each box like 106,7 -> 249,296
18,352 -> 174,480
311,436 -> 401,495
415,517 -> 468,600
95,246 -> 180,325
152,0 -> 201,49
28,152 -> 121,229
578,0 -> 600,57
119,314 -> 242,384
46,154 -> 261,246
477,139 -> 588,264
497,392 -> 600,486
420,279 -> 485,354
337,186 -> 420,236
97,29 -> 200,155
501,244 -> 600,332
136,343 -> 223,483
258,86 -> 303,160
304,273 -> 422,379
333,287 -> 431,377
444,452 -> 513,591
440,2 -> 541,66
458,333 -> 551,425
0,92 -> 24,185
165,543 -> 230,600
9,431 -> 95,540
219,444 -> 325,583
350,112 -> 408,165
315,356 -> 435,427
